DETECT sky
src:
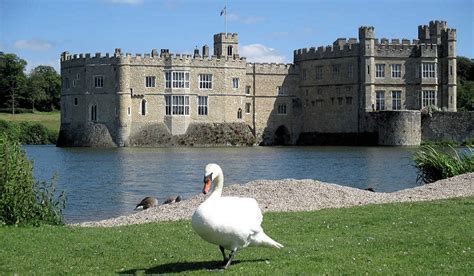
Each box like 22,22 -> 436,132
1,0 -> 473,73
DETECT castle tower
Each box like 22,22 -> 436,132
213,33 -> 239,58
359,26 -> 376,112
115,49 -> 132,147
442,27 -> 457,111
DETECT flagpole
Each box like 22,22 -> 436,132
225,0 -> 227,34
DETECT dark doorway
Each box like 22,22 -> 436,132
274,125 -> 290,145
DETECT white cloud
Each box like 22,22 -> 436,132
104,0 -> 144,5
240,44 -> 287,64
13,39 -> 53,51
227,13 -> 264,25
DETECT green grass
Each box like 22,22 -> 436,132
0,111 -> 60,133
1,197 -> 473,274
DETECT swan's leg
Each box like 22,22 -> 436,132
223,250 -> 236,269
219,246 -> 228,262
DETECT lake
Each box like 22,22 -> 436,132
24,145 -> 420,223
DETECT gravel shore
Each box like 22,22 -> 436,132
75,173 -> 474,227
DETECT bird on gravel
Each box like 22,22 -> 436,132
135,197 -> 158,210
163,195 -> 182,205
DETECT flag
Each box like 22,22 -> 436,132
220,6 -> 226,16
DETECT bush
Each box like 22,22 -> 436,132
0,120 -> 56,144
413,145 -> 474,184
0,135 -> 66,226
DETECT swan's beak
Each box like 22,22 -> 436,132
203,174 -> 212,194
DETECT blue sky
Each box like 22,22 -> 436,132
1,0 -> 472,73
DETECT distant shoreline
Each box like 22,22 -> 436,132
74,173 -> 474,228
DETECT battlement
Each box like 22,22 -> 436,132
246,62 -> 298,75
213,33 -> 239,43
293,42 -> 360,62
359,26 -> 375,39
61,49 -> 247,68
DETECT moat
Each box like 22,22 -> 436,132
25,145 -> 419,223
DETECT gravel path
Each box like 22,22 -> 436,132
75,173 -> 474,227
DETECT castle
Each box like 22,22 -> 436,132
58,20 -> 457,147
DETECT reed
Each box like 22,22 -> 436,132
413,145 -> 473,184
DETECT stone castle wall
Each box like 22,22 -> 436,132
59,21 -> 460,147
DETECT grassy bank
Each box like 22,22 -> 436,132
1,197 -> 472,274
0,112 -> 60,144
0,111 -> 60,133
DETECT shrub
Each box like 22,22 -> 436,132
0,134 -> 66,226
413,145 -> 474,184
0,120 -> 56,145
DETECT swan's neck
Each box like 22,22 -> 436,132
209,173 -> 224,199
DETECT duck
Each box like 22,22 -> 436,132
134,197 -> 158,210
192,164 -> 283,269
163,195 -> 182,205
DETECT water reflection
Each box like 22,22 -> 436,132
24,145 -> 419,223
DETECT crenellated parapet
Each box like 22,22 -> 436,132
61,49 -> 247,69
246,62 -> 298,75
293,41 -> 360,62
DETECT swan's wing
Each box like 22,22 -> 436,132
212,197 -> 263,232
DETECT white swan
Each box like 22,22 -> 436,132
192,164 -> 283,269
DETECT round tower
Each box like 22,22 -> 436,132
115,51 -> 132,147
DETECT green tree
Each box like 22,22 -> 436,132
0,53 -> 27,114
456,57 -> 474,111
26,66 -> 61,111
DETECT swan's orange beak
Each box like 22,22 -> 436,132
203,174 -> 212,194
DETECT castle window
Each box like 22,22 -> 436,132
277,86 -> 287,95
391,64 -> 401,78
316,99 -> 323,108
199,74 -> 213,89
375,64 -> 385,78
317,88 -> 322,95
450,65 -> 453,76
76,73 -> 80,79
145,76 -> 156,88
302,69 -> 307,81
232,78 -> 239,89
346,97 -> 353,105
331,97 -> 335,105
345,86 -> 352,94
245,85 -> 251,95
165,71 -> 190,89
141,99 -> 147,115
227,45 -> 233,56
422,62 -> 436,78
165,71 -> 171,88
90,104 -> 98,122
74,98 -> 78,106
422,90 -> 436,108
127,106 -> 131,116
376,90 -> 385,111
94,75 -> 104,88
338,97 -> 343,105
392,91 -> 402,110
237,108 -> 242,119
165,95 -> 190,115
277,103 -> 287,115
245,103 -> 251,113
72,79 -> 77,87
332,65 -> 340,79
198,96 -> 208,115
315,66 -> 323,80
64,77 -> 70,89
347,64 -> 353,79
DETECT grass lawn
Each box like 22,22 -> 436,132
0,111 -> 60,133
1,197 -> 473,274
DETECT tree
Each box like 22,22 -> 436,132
0,53 -> 27,114
456,57 -> 474,111
26,66 -> 61,111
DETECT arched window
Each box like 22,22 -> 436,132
90,104 -> 97,122
237,108 -> 242,119
141,99 -> 147,116
227,45 -> 233,56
